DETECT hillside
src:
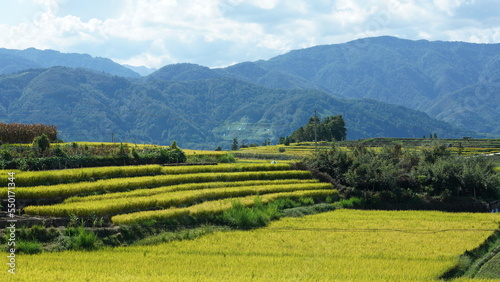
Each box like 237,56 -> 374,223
214,36 -> 500,135
0,67 -> 470,149
0,48 -> 140,77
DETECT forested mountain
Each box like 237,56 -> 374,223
0,48 -> 140,77
0,67 -> 468,149
1,36 -> 497,148
214,36 -> 500,135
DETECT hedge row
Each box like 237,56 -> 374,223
0,148 -> 186,171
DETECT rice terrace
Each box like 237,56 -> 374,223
1,131 -> 500,281
2,1 -> 500,280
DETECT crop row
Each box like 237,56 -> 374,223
3,170 -> 312,199
0,165 -> 164,187
24,183 -> 334,217
64,179 -> 319,203
111,189 -> 339,225
0,163 -> 291,187
160,163 -> 290,174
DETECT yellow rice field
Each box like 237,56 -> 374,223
6,210 -> 499,281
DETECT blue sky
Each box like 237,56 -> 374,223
1,0 -> 499,68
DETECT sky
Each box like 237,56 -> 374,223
0,0 -> 499,69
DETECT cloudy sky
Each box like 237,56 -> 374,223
0,0 -> 499,69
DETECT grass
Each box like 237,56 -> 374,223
475,251 -> 500,278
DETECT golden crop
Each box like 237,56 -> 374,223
2,170 -> 312,199
160,163 -> 290,174
64,179 -> 319,203
0,165 -> 163,187
25,183 -> 334,217
7,210 -> 499,281
111,189 -> 338,224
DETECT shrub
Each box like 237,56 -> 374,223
18,225 -> 59,243
217,198 -> 283,230
217,153 -> 236,163
33,134 -> 50,152
67,227 -> 100,251
16,240 -> 42,254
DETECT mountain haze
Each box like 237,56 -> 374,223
0,48 -> 140,78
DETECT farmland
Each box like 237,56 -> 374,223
1,139 -> 500,280
4,210 -> 499,281
3,162 -> 329,217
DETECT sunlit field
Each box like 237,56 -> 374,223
6,210 -> 499,281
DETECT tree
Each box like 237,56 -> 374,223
231,138 -> 239,151
288,115 -> 347,142
32,134 -> 50,152
284,136 -> 291,146
170,141 -> 178,150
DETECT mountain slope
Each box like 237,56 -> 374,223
0,48 -> 140,77
0,67 -> 470,149
214,36 -> 500,135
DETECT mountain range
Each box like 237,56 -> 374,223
0,36 -> 498,149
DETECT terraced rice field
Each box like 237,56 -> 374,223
8,163 -> 336,224
5,210 -> 499,281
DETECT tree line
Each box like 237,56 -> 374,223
280,115 -> 347,145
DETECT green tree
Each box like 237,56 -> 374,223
32,134 -> 50,152
231,138 -> 239,151
170,141 -> 178,150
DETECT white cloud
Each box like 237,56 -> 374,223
0,0 -> 498,68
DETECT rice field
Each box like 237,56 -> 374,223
2,170 -> 312,199
6,210 -> 499,281
111,189 -> 338,225
25,182 -> 334,217
0,165 -> 164,187
10,161 -> 335,225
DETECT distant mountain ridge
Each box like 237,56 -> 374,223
212,36 -> 500,135
0,66 -> 470,149
1,36 -> 498,148
0,48 -> 140,77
